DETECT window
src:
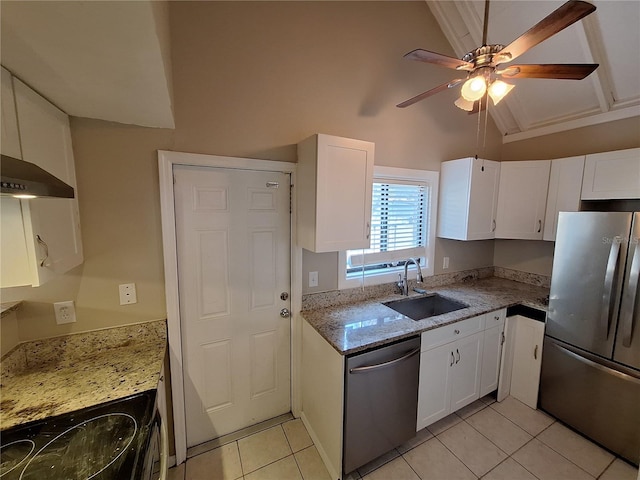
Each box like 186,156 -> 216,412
339,166 -> 439,289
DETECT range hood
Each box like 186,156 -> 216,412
1,155 -> 74,198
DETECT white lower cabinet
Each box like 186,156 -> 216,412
508,315 -> 545,409
417,309 -> 506,430
449,332 -> 484,411
480,309 -> 506,397
417,330 -> 484,430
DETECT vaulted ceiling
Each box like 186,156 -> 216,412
2,1 -> 637,142
426,0 -> 640,143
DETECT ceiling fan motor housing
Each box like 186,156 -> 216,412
461,44 -> 508,70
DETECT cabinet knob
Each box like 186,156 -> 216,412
454,329 -> 460,335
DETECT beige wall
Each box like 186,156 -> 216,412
501,116 -> 640,160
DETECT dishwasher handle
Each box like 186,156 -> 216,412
349,347 -> 420,374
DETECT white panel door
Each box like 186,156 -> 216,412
174,165 -> 291,447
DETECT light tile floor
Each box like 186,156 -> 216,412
168,395 -> 639,480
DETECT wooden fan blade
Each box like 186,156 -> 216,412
404,49 -> 474,71
498,63 -> 598,79
396,80 -> 461,108
499,1 -> 596,63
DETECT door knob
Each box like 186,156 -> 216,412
280,308 -> 291,318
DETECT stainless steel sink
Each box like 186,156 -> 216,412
384,294 -> 468,321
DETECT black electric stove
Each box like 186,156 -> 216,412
0,390 -> 157,480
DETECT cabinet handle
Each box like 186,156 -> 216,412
366,222 -> 371,240
492,219 -> 496,232
450,351 -> 455,367
537,220 -> 542,233
494,315 -> 500,321
454,329 -> 460,335
534,344 -> 538,360
455,348 -> 460,364
501,332 -> 505,345
36,235 -> 49,267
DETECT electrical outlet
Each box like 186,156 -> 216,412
54,301 -> 76,325
443,256 -> 450,269
309,271 -> 319,288
119,283 -> 138,305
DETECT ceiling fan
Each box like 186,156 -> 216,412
397,0 -> 599,112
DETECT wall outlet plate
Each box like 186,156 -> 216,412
119,283 -> 137,305
54,301 -> 76,324
309,271 -> 319,288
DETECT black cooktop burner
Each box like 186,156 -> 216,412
0,391 -> 156,480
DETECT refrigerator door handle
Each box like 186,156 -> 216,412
620,240 -> 640,347
602,237 -> 622,339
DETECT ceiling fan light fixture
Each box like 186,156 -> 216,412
488,80 -> 514,105
461,76 -> 487,101
454,96 -> 475,111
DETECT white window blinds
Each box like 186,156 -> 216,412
347,180 -> 427,272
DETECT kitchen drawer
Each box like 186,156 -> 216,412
484,309 -> 506,329
421,314 -> 485,351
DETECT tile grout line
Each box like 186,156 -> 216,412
532,425 -> 610,479
424,434 -> 480,479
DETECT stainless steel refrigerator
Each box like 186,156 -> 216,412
541,211 -> 640,466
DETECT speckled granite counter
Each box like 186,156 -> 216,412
0,319 -> 166,430
301,277 -> 549,355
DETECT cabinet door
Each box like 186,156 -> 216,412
417,343 -> 453,430
467,159 -> 500,240
509,316 -> 545,409
495,160 -> 551,240
0,198 -> 32,287
1,67 -> 21,159
543,156 -> 585,241
14,80 -> 83,285
297,134 -> 374,252
581,148 -> 640,200
437,157 -> 499,241
450,332 -> 484,411
480,325 -> 503,397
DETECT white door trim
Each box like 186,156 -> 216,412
158,150 -> 301,465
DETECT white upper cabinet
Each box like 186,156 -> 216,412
2,78 -> 83,287
297,134 -> 374,253
1,67 -> 22,159
543,156 -> 585,242
495,160 -> 551,240
581,148 -> 640,200
438,157 -> 500,241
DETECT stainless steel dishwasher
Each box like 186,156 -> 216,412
343,336 -> 421,474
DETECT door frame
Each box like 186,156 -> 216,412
158,150 -> 301,465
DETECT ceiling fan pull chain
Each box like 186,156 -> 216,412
475,97 -> 482,159
483,97 -> 489,150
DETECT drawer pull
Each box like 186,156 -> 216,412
454,329 -> 460,335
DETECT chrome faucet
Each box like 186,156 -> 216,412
397,258 -> 424,296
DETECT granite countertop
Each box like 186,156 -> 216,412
0,319 -> 167,431
301,277 -> 549,355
